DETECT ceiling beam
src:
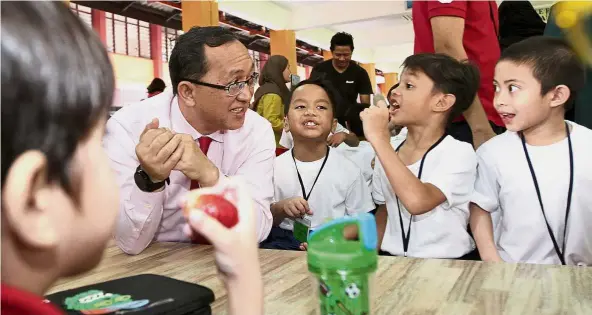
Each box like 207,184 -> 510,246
217,0 -> 291,30
289,1 -> 409,31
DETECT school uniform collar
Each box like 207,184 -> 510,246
170,94 -> 224,143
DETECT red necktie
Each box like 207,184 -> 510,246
189,136 -> 213,190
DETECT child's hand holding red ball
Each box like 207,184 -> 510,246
181,178 -> 263,315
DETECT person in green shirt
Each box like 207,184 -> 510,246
253,55 -> 291,153
545,2 -> 592,128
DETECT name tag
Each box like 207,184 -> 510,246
293,217 -> 312,243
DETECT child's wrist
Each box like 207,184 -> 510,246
224,258 -> 261,284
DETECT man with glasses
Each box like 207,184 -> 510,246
104,26 -> 276,255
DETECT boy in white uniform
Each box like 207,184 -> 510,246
260,79 -> 375,250
470,36 -> 592,266
361,54 -> 479,259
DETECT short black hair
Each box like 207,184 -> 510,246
169,26 -> 239,94
147,78 -> 166,93
286,78 -> 342,118
402,53 -> 480,121
330,32 -> 354,51
499,36 -> 586,109
1,2 -> 114,193
387,83 -> 400,99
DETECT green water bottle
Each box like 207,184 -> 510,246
307,213 -> 378,315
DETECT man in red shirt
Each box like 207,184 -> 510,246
412,0 -> 504,148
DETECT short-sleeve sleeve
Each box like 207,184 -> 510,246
345,167 -> 376,214
310,64 -> 325,80
279,130 -> 293,149
371,160 -> 386,205
471,147 -> 501,213
357,68 -> 374,95
423,142 -> 477,210
426,1 -> 467,19
334,122 -> 350,134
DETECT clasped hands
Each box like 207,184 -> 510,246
135,118 -> 219,187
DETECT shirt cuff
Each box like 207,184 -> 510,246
372,198 -> 386,205
470,191 -> 498,213
129,185 -> 165,223
428,6 -> 466,19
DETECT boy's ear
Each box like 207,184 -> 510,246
548,85 -> 571,109
2,151 -> 61,250
331,119 -> 338,133
433,93 -> 456,113
283,116 -> 290,132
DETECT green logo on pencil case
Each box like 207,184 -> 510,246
64,289 -> 151,314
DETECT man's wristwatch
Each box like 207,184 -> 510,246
134,165 -> 170,192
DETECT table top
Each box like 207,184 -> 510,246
48,242 -> 592,315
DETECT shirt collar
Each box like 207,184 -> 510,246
170,95 -> 224,143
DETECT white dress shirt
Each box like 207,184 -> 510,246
104,91 -> 275,254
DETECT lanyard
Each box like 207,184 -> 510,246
520,122 -> 574,265
395,134 -> 447,257
291,147 -> 330,201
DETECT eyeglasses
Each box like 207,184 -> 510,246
181,72 -> 259,97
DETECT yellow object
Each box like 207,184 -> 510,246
256,94 -> 284,147
270,30 -> 298,74
360,63 -> 376,93
383,72 -> 399,96
182,0 -> 219,30
554,1 -> 592,66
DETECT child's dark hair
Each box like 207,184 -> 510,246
147,78 -> 166,93
1,2 -> 115,193
285,78 -> 342,118
499,36 -> 586,110
402,54 -> 480,121
330,32 -> 354,51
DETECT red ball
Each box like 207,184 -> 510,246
184,194 -> 239,244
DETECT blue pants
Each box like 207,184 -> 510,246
260,226 -> 301,251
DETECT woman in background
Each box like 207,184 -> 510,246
147,78 -> 166,98
253,55 -> 291,156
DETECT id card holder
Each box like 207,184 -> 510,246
293,217 -> 312,243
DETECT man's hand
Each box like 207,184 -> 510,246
135,118 -> 184,182
174,134 -> 219,187
327,132 -> 348,147
360,98 -> 391,146
276,197 -> 312,218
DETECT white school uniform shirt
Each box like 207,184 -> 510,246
472,121 -> 592,266
372,135 -> 476,258
333,127 -> 409,189
334,141 -> 375,188
279,123 -> 349,149
274,148 -> 375,230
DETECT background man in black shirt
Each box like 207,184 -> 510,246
310,32 -> 373,130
